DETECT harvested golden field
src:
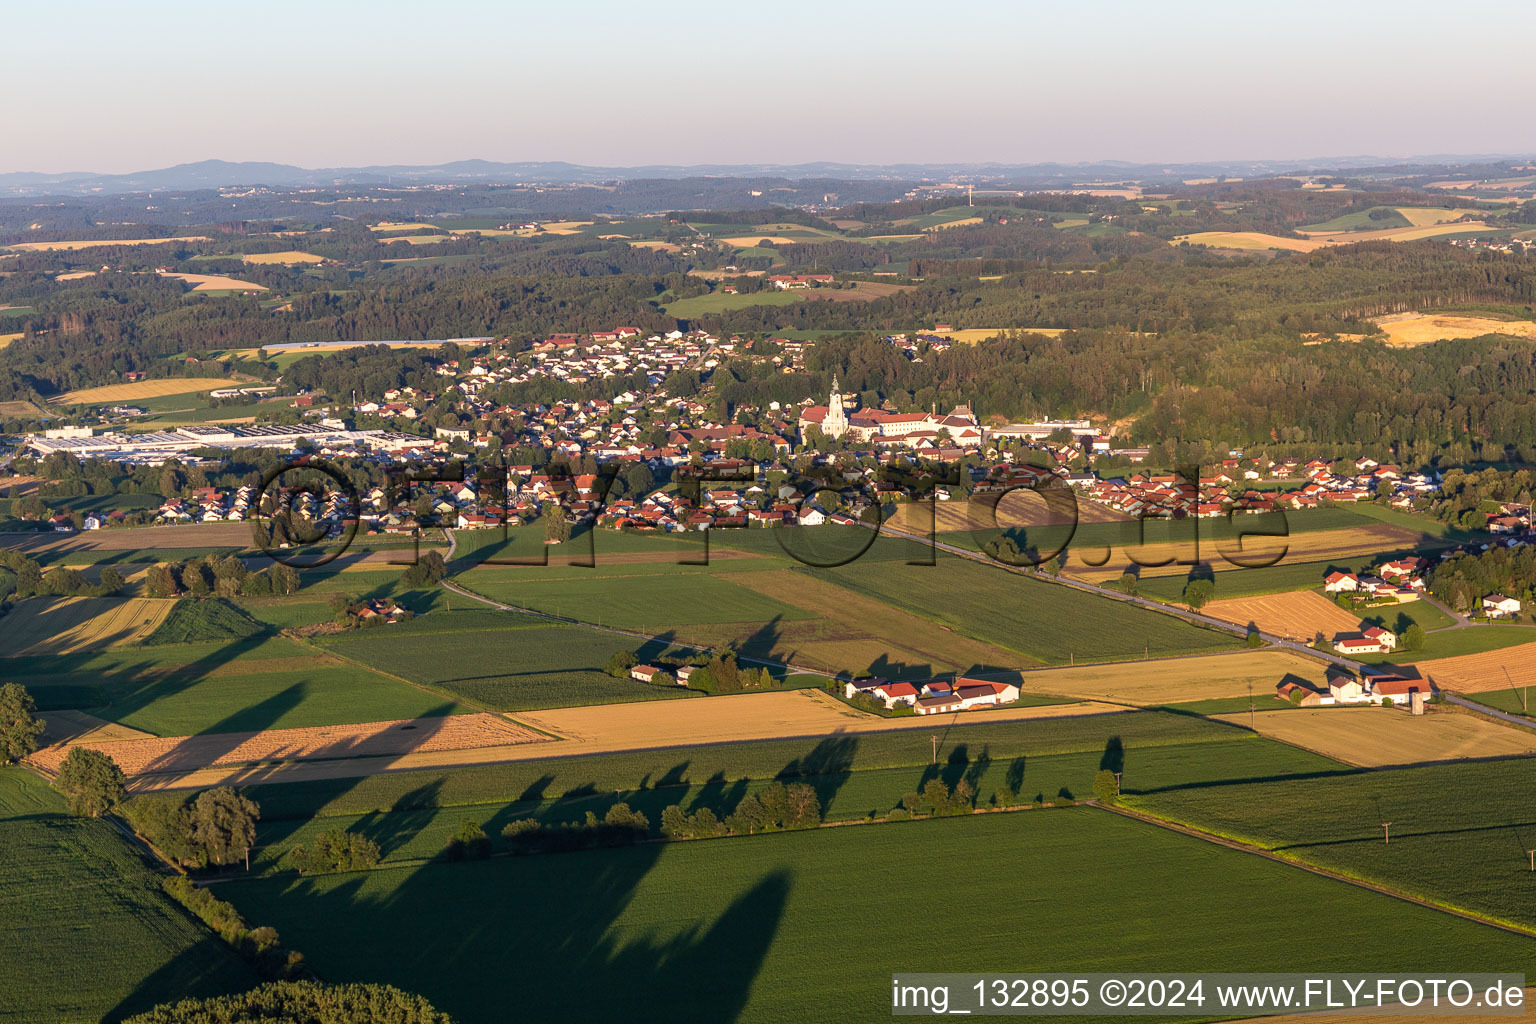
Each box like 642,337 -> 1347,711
925,216 -> 982,231
54,270 -> 98,281
368,221 -> 440,233
379,234 -> 450,245
30,713 -> 545,780
131,691 -> 1126,790
725,567 -> 1036,674
1373,312 -> 1536,347
517,689 -> 1123,754
6,236 -> 209,252
0,400 -> 45,417
805,281 -> 916,302
53,376 -> 246,405
1394,207 -> 1471,227
1173,231 -> 1324,252
2,521 -> 255,553
39,711 -> 153,746
1013,649 -> 1332,705
1064,524 -> 1424,583
1202,590 -> 1363,641
949,327 -> 1065,343
722,235 -> 800,246
159,272 -> 267,292
0,332 -> 23,350
1216,707 -> 1536,767
1412,640 -> 1536,693
688,267 -> 766,279
628,240 -> 682,252
242,251 -> 324,264
0,597 -> 175,656
539,221 -> 594,234
885,492 -> 1128,536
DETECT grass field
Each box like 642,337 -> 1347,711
662,290 -> 805,317
318,615 -> 695,710
53,377 -> 247,405
0,596 -> 175,656
221,809 -> 1536,1023
0,768 -> 254,1022
811,554 -> 1240,665
7,634 -> 471,736
242,251 -> 324,264
1130,756 -> 1536,932
245,707 -> 1274,820
1372,312 -> 1536,347
244,732 -> 1338,874
1220,707 -> 1536,767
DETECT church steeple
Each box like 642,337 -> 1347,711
823,374 -> 849,439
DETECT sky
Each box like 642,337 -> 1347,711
9,0 -> 1536,174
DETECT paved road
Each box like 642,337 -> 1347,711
1445,692 -> 1536,731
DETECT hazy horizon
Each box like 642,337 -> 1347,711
11,0 -> 1536,175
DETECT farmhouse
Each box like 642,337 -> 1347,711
630,665 -> 661,683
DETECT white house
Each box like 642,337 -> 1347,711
1323,571 -> 1359,593
630,665 -> 661,683
1484,594 -> 1523,619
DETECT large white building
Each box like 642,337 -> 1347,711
797,379 -> 982,449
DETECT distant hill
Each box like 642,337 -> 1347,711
2,154 -> 1532,197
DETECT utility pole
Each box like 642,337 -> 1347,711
1381,822 -> 1393,845
1528,850 -> 1535,872
1114,771 -> 1123,795
1249,683 -> 1255,731
931,734 -> 938,765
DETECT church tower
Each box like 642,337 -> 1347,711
823,375 -> 849,439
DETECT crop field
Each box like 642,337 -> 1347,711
1174,231 -> 1324,252
1411,640 -> 1536,693
52,376 -> 247,405
6,634 -> 471,736
221,808 -> 1534,1023
4,235 -> 211,251
1,521 -> 254,553
724,568 -> 1032,675
0,768 -> 255,1022
319,617 -> 695,710
1201,590 -> 1364,640
247,707 -> 1267,820
1129,757 -> 1536,932
245,734 -> 1338,874
1372,312 -> 1536,346
812,554 -> 1240,664
1134,556 -> 1380,601
884,491 -> 1128,536
30,711 -> 542,782
804,280 -> 915,302
0,332 -> 23,350
459,571 -> 818,631
243,250 -> 324,264
159,271 -> 267,291
1061,523 -> 1428,583
1217,707 -> 1536,767
1011,648 -> 1333,704
0,596 -> 175,655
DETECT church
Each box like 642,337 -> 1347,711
797,377 -> 983,449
